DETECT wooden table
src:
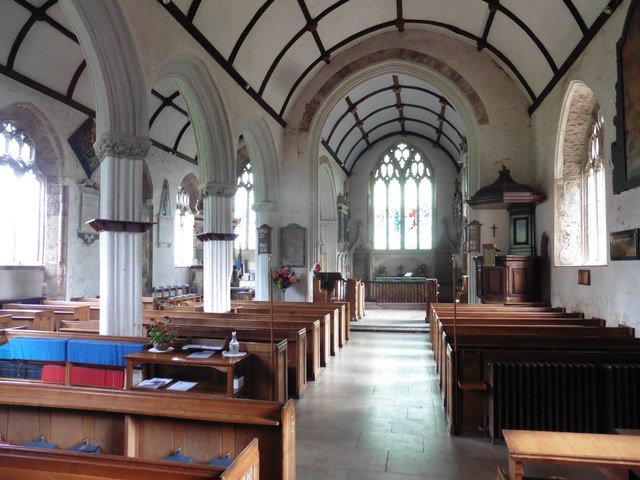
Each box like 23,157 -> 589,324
124,349 -> 251,397
502,429 -> 640,480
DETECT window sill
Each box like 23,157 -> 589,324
0,265 -> 44,270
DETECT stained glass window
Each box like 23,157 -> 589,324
372,143 -> 433,250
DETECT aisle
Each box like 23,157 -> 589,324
295,331 -> 503,479
295,330 -> 607,479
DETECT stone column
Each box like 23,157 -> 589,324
201,181 -> 236,313
94,133 -> 151,336
254,202 -> 278,301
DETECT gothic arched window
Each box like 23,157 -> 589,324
0,122 -> 43,265
234,160 -> 255,251
174,185 -> 195,267
583,110 -> 606,265
372,142 -> 433,250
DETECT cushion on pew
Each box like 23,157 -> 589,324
68,365 -> 125,388
0,343 -> 11,359
23,436 -> 57,449
67,339 -> 145,367
163,448 -> 193,464
41,364 -> 66,384
68,440 -> 102,454
9,338 -> 68,361
209,456 -> 233,467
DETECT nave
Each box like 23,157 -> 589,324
295,328 -> 606,480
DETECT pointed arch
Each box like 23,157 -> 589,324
554,81 -> 606,266
241,116 -> 279,205
156,55 -> 235,187
60,0 -> 148,136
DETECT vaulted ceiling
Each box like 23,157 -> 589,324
0,0 -> 622,173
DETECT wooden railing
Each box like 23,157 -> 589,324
363,278 -> 430,303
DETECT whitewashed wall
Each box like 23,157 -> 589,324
533,2 -> 640,329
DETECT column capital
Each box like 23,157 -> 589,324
94,133 -> 151,160
201,181 -> 236,198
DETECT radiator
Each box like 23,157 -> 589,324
489,362 -> 598,440
0,296 -> 44,308
604,363 -> 640,430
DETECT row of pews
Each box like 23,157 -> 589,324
0,327 -> 292,479
0,295 -> 353,479
429,302 -> 640,441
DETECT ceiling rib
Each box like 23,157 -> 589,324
228,0 -> 274,64
158,0 -> 286,127
477,0 -> 499,51
66,60 -> 87,98
562,0 -> 588,33
392,75 -> 406,136
173,121 -> 191,152
396,0 -> 404,32
298,0 -> 331,64
321,139 -> 350,176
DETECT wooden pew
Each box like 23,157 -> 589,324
443,335 -> 640,438
144,310 -> 324,382
174,324 -> 308,398
0,439 -> 259,480
3,302 -> 90,326
429,303 -> 640,437
58,318 -> 100,333
0,329 -> 287,402
179,337 -> 289,402
231,299 -> 350,345
44,299 -> 100,320
0,313 -> 12,329
232,303 -> 340,357
0,382 -> 295,480
0,308 -> 55,331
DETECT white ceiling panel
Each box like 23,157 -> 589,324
192,0 -> 261,59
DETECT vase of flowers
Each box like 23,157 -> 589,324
145,317 -> 177,351
272,267 -> 298,300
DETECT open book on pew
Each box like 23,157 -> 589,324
181,343 -> 224,352
136,377 -> 172,389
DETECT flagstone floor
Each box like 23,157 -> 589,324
294,327 -> 607,479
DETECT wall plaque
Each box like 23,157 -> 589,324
280,223 -> 306,267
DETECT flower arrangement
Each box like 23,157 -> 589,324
145,317 -> 177,348
272,266 -> 298,290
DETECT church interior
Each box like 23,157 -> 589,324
1,1 -> 640,479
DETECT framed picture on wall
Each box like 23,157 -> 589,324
612,0 -> 640,193
610,229 -> 639,260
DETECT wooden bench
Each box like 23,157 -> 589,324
173,324 -> 308,398
3,302 -> 90,323
429,303 -> 640,437
0,308 -> 55,331
0,439 -> 259,480
144,310 -> 324,382
498,430 -> 640,480
232,303 -> 341,356
44,299 -> 100,320
443,335 -> 640,438
232,299 -> 350,345
0,382 -> 294,479
0,329 -> 288,402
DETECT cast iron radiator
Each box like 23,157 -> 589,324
488,362 -> 598,440
604,363 -> 640,430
